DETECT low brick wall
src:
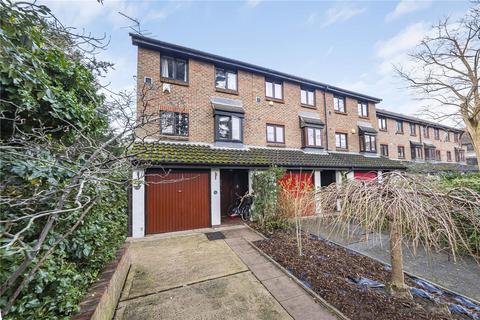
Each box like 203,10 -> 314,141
71,244 -> 131,320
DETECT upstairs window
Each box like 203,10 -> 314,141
334,96 -> 345,113
161,56 -> 188,83
412,146 -> 423,160
447,151 -> 452,161
409,123 -> 416,136
335,133 -> 348,149
445,131 -> 450,142
434,128 -> 440,140
301,88 -> 315,107
380,144 -> 389,157
266,124 -> 285,144
378,117 -> 387,131
160,111 -> 189,136
265,79 -> 283,100
423,126 -> 430,138
454,132 -> 459,143
215,68 -> 237,92
215,115 -> 242,142
397,146 -> 405,159
358,101 -> 368,117
304,127 -> 323,148
360,134 -> 376,153
396,120 -> 404,134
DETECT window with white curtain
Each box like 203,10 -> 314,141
266,124 -> 285,143
301,88 -> 315,106
335,133 -> 347,149
334,96 -> 345,113
161,56 -> 188,82
304,127 -> 322,147
265,79 -> 283,100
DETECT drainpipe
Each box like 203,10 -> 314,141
323,87 -> 329,151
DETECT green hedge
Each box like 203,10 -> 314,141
1,184 -> 127,319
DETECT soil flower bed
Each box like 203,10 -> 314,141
253,228 -> 479,320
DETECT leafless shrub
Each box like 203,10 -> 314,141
318,171 -> 479,297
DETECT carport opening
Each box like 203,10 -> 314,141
220,169 -> 249,224
320,170 -> 336,187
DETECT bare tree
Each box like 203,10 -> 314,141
396,5 -> 480,159
277,173 -> 316,256
318,172 -> 479,298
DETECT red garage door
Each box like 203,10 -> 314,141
354,171 -> 378,181
146,170 -> 210,234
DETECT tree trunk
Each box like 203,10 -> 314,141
465,117 -> 480,162
388,219 -> 412,298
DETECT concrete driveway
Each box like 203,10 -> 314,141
114,229 -> 292,320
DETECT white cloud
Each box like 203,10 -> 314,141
385,0 -> 432,22
375,22 -> 428,75
320,4 -> 366,28
245,0 -> 261,8
306,12 -> 317,26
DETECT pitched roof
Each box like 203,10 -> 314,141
130,33 -> 381,103
376,109 -> 462,132
130,142 -> 406,170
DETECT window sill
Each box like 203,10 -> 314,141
334,111 -> 348,115
215,88 -> 239,95
266,97 -> 285,104
410,134 -> 417,137
359,116 -> 369,120
215,139 -> 243,143
361,150 -> 377,154
303,145 -> 324,149
267,143 -> 286,147
158,135 -> 189,141
160,78 -> 189,87
301,104 -> 317,109
396,132 -> 404,135
379,129 -> 388,132
398,157 -> 406,160
335,147 -> 349,152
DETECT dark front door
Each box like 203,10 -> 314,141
220,169 -> 249,216
321,170 -> 336,187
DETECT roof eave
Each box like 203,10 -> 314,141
130,33 -> 382,104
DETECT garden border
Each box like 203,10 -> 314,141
317,233 -> 480,305
248,240 -> 350,320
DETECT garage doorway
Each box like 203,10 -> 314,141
145,170 -> 210,234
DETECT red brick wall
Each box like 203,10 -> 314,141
135,46 -> 465,162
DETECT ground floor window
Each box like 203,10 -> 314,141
160,111 -> 189,136
215,114 -> 242,142
266,124 -> 285,144
360,134 -> 376,153
397,146 -> 405,159
435,150 -> 441,161
335,133 -> 348,149
380,144 -> 389,157
412,146 -> 423,160
447,151 -> 452,161
304,127 -> 322,148
425,148 -> 436,161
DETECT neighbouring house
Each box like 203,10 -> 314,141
461,132 -> 478,166
128,34 -> 466,237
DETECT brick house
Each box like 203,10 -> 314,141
129,34 -> 465,237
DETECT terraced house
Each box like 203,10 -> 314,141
129,34 -> 465,237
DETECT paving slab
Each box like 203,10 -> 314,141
262,276 -> 306,302
116,272 -> 291,320
281,294 -> 338,320
124,233 -> 247,299
115,230 -> 293,320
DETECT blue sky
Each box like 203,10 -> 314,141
44,0 -> 471,122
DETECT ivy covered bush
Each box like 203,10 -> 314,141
251,167 -> 288,231
0,2 -> 128,318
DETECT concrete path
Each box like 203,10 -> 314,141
114,226 -> 336,320
222,227 -> 337,320
303,219 -> 480,301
